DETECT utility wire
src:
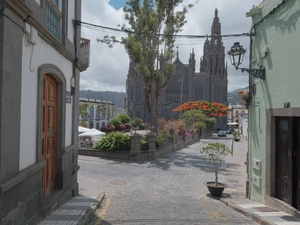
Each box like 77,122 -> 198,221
76,20 -> 252,39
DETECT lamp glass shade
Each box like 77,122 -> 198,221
228,42 -> 246,69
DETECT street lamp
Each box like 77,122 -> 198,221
227,42 -> 266,107
228,42 -> 265,80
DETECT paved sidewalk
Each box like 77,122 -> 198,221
37,193 -> 105,225
37,137 -> 300,225
221,137 -> 300,225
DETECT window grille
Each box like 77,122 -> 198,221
46,0 -> 61,41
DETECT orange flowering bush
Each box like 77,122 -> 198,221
173,100 -> 230,117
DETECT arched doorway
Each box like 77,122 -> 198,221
42,74 -> 58,197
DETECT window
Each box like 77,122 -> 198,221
82,108 -> 89,121
96,106 -> 101,120
46,0 -> 62,41
89,107 -> 94,120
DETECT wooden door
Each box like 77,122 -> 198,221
275,117 -> 293,205
294,118 -> 300,209
42,74 -> 58,197
276,117 -> 300,209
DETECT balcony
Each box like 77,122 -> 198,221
79,38 -> 90,70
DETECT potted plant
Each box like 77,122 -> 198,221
232,131 -> 241,142
200,142 -> 232,197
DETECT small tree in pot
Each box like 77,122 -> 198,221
232,131 -> 241,142
200,142 -> 232,197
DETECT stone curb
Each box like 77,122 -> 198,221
220,199 -> 276,225
79,192 -> 106,225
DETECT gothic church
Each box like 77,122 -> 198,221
125,9 -> 228,129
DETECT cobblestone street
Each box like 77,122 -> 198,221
78,138 -> 257,224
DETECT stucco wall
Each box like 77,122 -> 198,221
248,0 -> 300,203
20,26 -> 74,170
68,0 -> 75,43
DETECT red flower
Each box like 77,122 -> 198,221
173,100 -> 230,117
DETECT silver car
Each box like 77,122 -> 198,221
217,130 -> 227,137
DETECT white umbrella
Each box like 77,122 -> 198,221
78,126 -> 91,133
78,128 -> 105,137
227,122 -> 238,125
78,128 -> 106,144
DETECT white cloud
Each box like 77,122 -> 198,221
81,0 -> 263,93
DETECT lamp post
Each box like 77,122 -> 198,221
180,76 -> 183,118
227,42 -> 266,107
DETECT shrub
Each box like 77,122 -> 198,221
141,136 -> 148,151
117,114 -> 131,124
131,117 -> 143,128
108,117 -> 121,129
125,124 -> 132,130
140,134 -> 165,151
157,118 -> 171,137
158,118 -> 186,138
139,123 -> 146,130
100,124 -> 115,132
205,118 -> 216,130
117,124 -> 126,131
156,135 -> 165,148
233,131 -> 241,139
95,132 -> 130,152
79,120 -> 88,128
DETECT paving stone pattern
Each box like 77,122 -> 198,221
78,137 -> 257,225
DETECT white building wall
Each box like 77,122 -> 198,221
20,26 -> 73,170
65,102 -> 73,147
68,1 -> 75,43
242,116 -> 248,141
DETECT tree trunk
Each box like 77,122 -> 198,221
150,78 -> 158,132
214,162 -> 218,186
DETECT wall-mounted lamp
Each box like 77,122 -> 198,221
228,42 -> 265,80
70,77 -> 75,88
70,77 -> 75,95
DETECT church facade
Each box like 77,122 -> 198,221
125,9 -> 228,130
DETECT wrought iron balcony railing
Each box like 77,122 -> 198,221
80,38 -> 90,66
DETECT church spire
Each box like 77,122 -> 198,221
211,8 -> 221,37
188,48 -> 195,76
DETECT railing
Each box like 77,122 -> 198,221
46,0 -> 62,41
80,38 -> 90,66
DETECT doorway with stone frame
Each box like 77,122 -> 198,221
266,108 -> 300,214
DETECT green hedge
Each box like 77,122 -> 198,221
95,132 -> 130,152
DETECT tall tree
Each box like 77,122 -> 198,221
98,0 -> 194,132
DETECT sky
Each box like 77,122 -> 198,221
80,0 -> 264,93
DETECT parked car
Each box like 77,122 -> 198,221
217,130 -> 227,137
226,128 -> 235,134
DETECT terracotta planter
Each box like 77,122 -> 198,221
205,182 -> 228,197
